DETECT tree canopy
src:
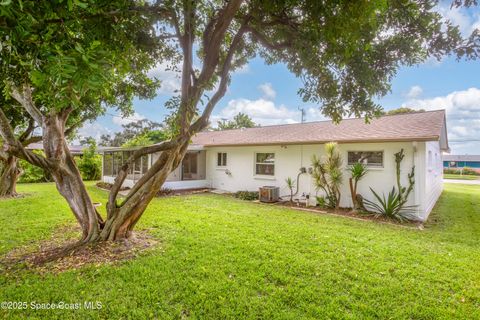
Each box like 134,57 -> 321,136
98,119 -> 166,147
385,107 -> 426,115
216,112 -> 256,130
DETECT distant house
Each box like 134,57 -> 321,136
443,155 -> 480,171
100,110 -> 448,221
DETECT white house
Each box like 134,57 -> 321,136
100,110 -> 448,221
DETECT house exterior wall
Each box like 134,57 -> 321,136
423,141 -> 444,219
205,141 -> 438,220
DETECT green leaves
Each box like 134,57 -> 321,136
0,0 -> 158,120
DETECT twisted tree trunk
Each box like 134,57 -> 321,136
100,142 -> 188,241
0,155 -> 21,197
42,114 -> 103,242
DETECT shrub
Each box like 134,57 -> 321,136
157,188 -> 174,197
234,191 -> 259,201
365,149 -> 417,222
77,139 -> 102,181
315,196 -> 326,208
363,187 -> 417,221
96,181 -> 113,190
285,177 -> 296,203
462,167 -> 480,175
311,142 -> 343,209
18,150 -> 52,183
443,167 -> 480,176
348,163 -> 368,210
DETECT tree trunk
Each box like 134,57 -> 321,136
0,155 -> 21,197
42,114 -> 103,243
100,143 -> 188,241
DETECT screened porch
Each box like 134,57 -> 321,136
101,148 -> 208,189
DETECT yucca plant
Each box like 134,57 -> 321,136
348,162 -> 368,210
311,142 -> 343,209
285,177 -> 296,203
363,187 -> 417,221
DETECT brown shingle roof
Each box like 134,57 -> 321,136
192,110 -> 447,147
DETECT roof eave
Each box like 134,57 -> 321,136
199,136 -> 441,148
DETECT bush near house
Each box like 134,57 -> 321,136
76,140 -> 102,181
18,151 -> 52,183
443,167 -> 480,176
234,190 -> 259,201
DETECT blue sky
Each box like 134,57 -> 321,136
79,3 -> 480,155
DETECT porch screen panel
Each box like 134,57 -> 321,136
113,152 -> 123,175
104,153 -> 113,176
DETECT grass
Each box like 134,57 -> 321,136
444,173 -> 480,180
0,182 -> 479,319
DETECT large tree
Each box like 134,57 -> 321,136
0,0 -> 476,244
0,102 -> 41,197
98,119 -> 165,147
217,112 -> 256,130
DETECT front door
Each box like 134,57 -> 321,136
182,152 -> 198,180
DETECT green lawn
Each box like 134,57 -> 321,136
0,183 -> 479,319
444,173 -> 480,180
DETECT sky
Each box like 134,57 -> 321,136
78,2 -> 480,155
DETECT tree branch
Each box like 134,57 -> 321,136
190,22 -> 248,133
245,26 -> 292,50
10,84 -> 44,125
107,140 -> 180,213
21,135 -> 43,147
17,118 -> 36,143
0,107 -> 51,169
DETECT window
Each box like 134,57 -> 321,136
428,150 -> 432,167
348,151 -> 383,168
449,161 -> 457,168
217,153 -> 227,166
255,153 -> 275,175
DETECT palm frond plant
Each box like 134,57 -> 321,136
363,187 -> 418,222
311,142 -> 343,210
285,177 -> 296,204
348,162 -> 368,211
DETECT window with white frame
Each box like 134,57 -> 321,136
255,153 -> 275,175
217,152 -> 227,167
347,151 -> 383,168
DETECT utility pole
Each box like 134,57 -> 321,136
298,107 -> 306,123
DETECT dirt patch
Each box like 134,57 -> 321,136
0,225 -> 159,274
265,201 -> 423,228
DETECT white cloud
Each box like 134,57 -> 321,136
436,3 -> 480,36
77,122 -> 112,142
112,112 -> 146,126
148,62 -> 181,95
402,87 -> 480,153
258,83 -> 276,100
211,97 -> 328,127
406,85 -> 423,99
212,98 -> 297,126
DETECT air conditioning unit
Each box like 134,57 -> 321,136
259,186 -> 279,203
